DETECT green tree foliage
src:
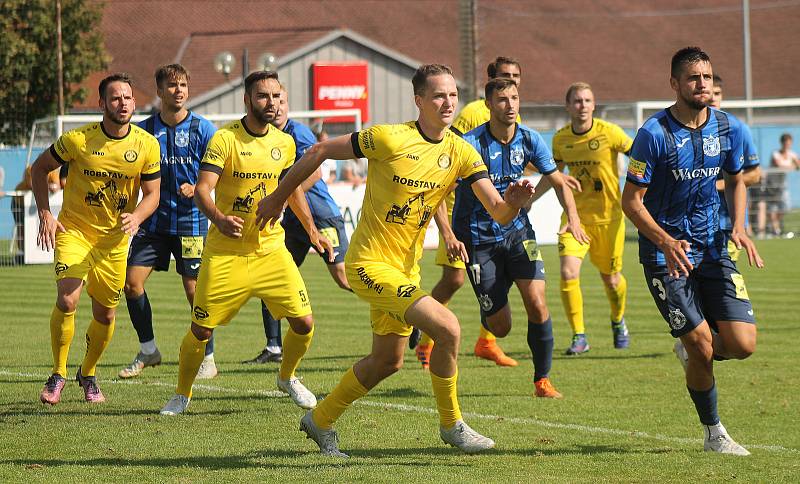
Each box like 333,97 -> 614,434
0,0 -> 107,145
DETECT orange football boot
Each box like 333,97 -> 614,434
474,338 -> 518,367
534,377 -> 563,399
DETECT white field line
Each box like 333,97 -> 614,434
2,370 -> 796,455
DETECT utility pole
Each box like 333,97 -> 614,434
743,0 -> 753,123
458,0 -> 479,102
56,0 -> 65,115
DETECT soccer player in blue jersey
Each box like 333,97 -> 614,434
119,64 -> 219,379
710,74 -> 762,261
450,77 -> 588,398
245,87 -> 350,364
622,47 -> 764,455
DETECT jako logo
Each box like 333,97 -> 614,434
318,86 -> 366,100
671,167 -> 720,180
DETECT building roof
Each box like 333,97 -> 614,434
77,0 -> 800,111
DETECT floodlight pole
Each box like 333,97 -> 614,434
56,0 -> 65,115
743,0 -> 753,124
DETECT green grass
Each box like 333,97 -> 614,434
0,240 -> 798,482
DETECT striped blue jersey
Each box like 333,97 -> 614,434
627,107 -> 745,265
282,119 -> 341,227
138,112 -> 216,236
454,123 -> 557,245
718,119 -> 759,231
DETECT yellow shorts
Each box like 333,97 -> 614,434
558,218 -> 625,275
192,247 -> 311,328
726,238 -> 742,262
54,229 -> 127,308
345,262 -> 428,337
434,234 -> 466,269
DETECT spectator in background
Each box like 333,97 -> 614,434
317,130 -> 339,183
771,133 -> 800,170
341,157 -> 368,188
756,133 -> 799,237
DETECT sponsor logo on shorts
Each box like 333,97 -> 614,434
396,284 -> 417,298
55,262 -> 69,275
190,263 -> 200,270
112,288 -> 122,303
478,294 -> 493,312
356,267 -> 384,295
193,305 -> 209,320
668,308 -> 686,331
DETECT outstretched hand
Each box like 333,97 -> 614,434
503,179 -> 536,208
37,211 -> 65,252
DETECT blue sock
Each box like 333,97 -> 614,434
205,334 -> 215,356
261,301 -> 282,348
527,318 -> 554,381
687,381 -> 720,426
126,291 -> 154,343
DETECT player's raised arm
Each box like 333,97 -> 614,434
621,181 -> 693,278
31,149 -> 66,251
470,176 -> 535,226
256,134 -> 355,229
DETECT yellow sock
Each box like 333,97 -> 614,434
560,278 -> 585,334
279,326 -> 314,381
80,318 -> 115,377
176,330 -> 208,398
50,306 -> 75,377
419,332 -> 434,346
430,368 -> 462,428
605,274 -> 627,323
312,367 -> 368,429
478,326 -> 496,342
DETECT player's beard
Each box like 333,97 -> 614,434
250,108 -> 276,126
105,108 -> 132,126
680,90 -> 709,111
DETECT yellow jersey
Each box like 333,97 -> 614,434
50,122 -> 160,246
200,119 -> 296,256
347,121 -> 487,275
551,118 -> 633,224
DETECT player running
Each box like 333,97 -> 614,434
159,71 -> 332,416
450,77 -> 588,399
622,47 -> 763,455
245,86 -> 350,364
257,64 -> 535,457
535,82 -> 633,354
34,73 -> 161,404
118,64 -> 219,380
413,56 -> 523,369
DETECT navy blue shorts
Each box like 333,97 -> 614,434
643,257 -> 756,338
464,226 -> 545,317
283,216 -> 349,266
127,229 -> 204,278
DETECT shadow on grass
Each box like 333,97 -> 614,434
552,352 -> 667,361
0,407 -> 241,418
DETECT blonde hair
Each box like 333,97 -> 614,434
565,82 -> 592,104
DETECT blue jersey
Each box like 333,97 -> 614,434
282,119 -> 341,227
454,123 -> 557,245
627,108 -> 745,265
138,112 -> 216,236
717,120 -> 759,231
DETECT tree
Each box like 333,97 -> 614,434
0,0 -> 107,145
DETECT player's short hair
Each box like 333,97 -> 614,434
487,56 -> 521,79
484,77 -> 518,100
713,74 -> 723,89
155,64 -> 190,88
670,47 -> 711,78
98,73 -> 133,101
780,133 -> 793,144
244,70 -> 279,95
411,64 -> 453,95
565,81 -> 593,103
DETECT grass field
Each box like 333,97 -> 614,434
1,239 -> 798,482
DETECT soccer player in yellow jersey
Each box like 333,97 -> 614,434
257,64 -> 535,457
413,56 -> 523,369
160,71 -> 332,416
536,82 -> 633,355
33,73 -> 161,404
